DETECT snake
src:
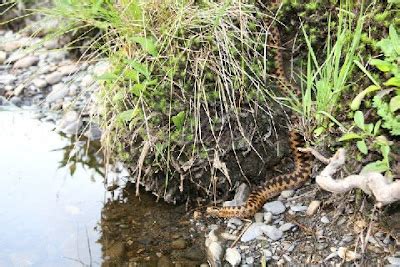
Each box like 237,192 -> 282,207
206,13 -> 313,219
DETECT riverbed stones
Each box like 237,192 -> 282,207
263,200 -> 285,215
46,84 -> 69,103
225,247 -> 241,266
13,55 -> 39,69
32,78 -> 47,88
45,71 -> 63,85
0,74 -> 16,85
241,223 -> 283,242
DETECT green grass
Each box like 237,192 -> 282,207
298,5 -> 364,135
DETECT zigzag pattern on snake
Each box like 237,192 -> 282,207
206,16 -> 312,219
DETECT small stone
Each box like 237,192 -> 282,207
280,190 -> 294,198
254,213 -> 264,223
43,39 -> 59,49
279,223 -> 295,232
387,257 -> 400,265
264,212 -> 272,224
58,64 -> 79,76
32,78 -> 48,88
263,201 -> 285,215
241,223 -> 284,242
263,249 -> 272,258
13,55 -> 39,68
81,74 -> 95,87
171,238 -> 186,250
46,84 -> 69,103
92,60 -> 111,76
246,256 -> 254,264
225,247 -> 241,266
306,201 -> 321,216
290,205 -> 308,212
0,51 -> 6,64
45,71 -> 64,85
337,247 -> 361,261
321,216 -> 330,224
0,74 -> 17,85
6,50 -> 26,63
85,125 -> 102,140
264,225 -> 283,241
56,110 -> 82,134
10,96 -> 22,106
228,218 -> 243,227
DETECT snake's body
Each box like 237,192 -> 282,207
206,14 -> 313,219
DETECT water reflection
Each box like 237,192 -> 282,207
0,109 -> 104,266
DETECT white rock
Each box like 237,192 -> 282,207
263,201 -> 286,215
45,71 -> 64,85
45,84 -> 69,103
223,183 -> 250,207
280,190 -> 294,198
32,78 -> 48,88
207,242 -> 223,264
227,218 -> 243,227
263,249 -> 272,258
80,74 -> 95,87
246,256 -> 254,264
321,216 -> 330,224
241,223 -> 283,242
225,248 -> 241,266
387,257 -> 400,265
0,51 -> 6,64
0,74 -> 16,85
337,247 -> 361,261
13,55 -> 39,68
279,223 -> 295,232
264,212 -> 273,224
290,205 -> 308,212
306,200 -> 321,216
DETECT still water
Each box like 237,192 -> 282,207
0,108 -> 205,267
0,109 -> 104,266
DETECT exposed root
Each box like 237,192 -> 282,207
315,148 -> 400,206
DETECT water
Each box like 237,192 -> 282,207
0,109 -> 104,266
0,108 -> 205,266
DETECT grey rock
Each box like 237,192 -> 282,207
45,84 -> 69,103
0,51 -> 6,64
280,190 -> 294,198
254,213 -> 264,223
224,183 -> 250,207
58,64 -> 79,76
43,39 -> 59,49
32,78 -> 48,88
321,216 -> 330,224
263,249 -> 272,258
84,125 -> 102,141
6,50 -> 26,63
387,257 -> 400,265
290,205 -> 308,212
45,71 -> 64,85
0,74 -> 16,85
47,51 -> 67,62
227,218 -> 243,227
0,96 -> 10,106
80,74 -> 95,87
264,212 -> 273,224
263,201 -> 285,215
56,110 -> 82,135
246,256 -> 254,264
13,55 -> 39,68
241,223 -> 283,242
10,96 -> 22,106
279,223 -> 295,232
92,60 -> 110,76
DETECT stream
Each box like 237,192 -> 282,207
0,108 -> 204,266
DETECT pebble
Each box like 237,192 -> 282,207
58,64 -> 79,76
32,78 -> 48,88
241,223 -> 283,242
306,200 -> 321,216
263,249 -> 272,258
45,83 -> 69,103
254,213 -> 264,223
81,74 -> 95,87
387,257 -> 400,265
56,110 -> 82,134
45,71 -> 64,85
320,216 -> 330,224
0,51 -> 6,64
13,55 -> 39,68
290,205 -> 308,212
246,256 -> 254,264
279,223 -> 295,232
225,247 -> 241,266
10,96 -> 22,106
228,218 -> 243,227
0,74 -> 17,85
280,190 -> 294,198
84,124 -> 102,140
263,201 -> 285,215
263,212 -> 272,224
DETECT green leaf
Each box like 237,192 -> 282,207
370,59 -> 393,72
390,95 -> 400,112
112,91 -> 124,103
97,72 -> 118,81
365,123 -> 374,134
389,24 -> 400,55
384,76 -> 400,87
377,38 -> 397,59
338,132 -> 362,141
130,84 -> 145,96
380,144 -> 390,159
354,110 -> 365,130
124,69 -> 140,82
172,111 -> 185,130
356,140 -> 368,155
117,108 -> 139,123
350,85 -> 381,110
313,127 -> 325,137
361,160 -> 389,173
131,36 -> 158,57
373,120 -> 381,136
126,60 -> 150,78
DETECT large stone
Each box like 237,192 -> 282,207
13,56 -> 39,69
45,71 -> 64,85
58,64 -> 79,76
56,110 -> 82,135
32,78 -> 48,89
263,200 -> 286,215
225,248 -> 241,266
241,222 -> 283,242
